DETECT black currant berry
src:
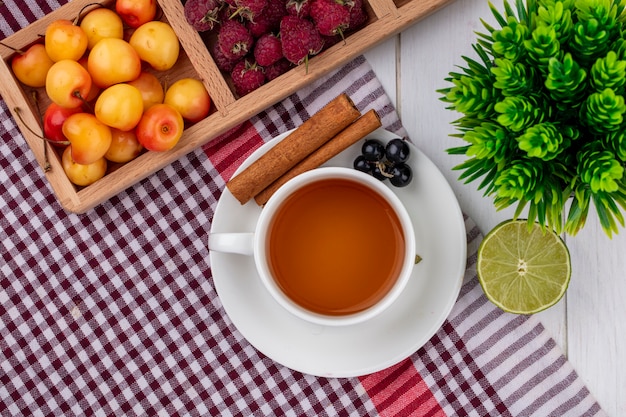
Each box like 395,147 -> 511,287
361,139 -> 386,162
389,163 -> 413,187
385,138 -> 410,164
353,155 -> 372,174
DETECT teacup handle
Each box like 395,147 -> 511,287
208,233 -> 255,256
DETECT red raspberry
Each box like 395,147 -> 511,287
321,34 -> 342,50
231,59 -> 266,95
254,33 -> 283,66
286,0 -> 311,18
184,0 -> 224,32
347,0 -> 367,31
264,58 -> 293,81
280,15 -> 324,67
310,0 -> 350,37
217,20 -> 254,60
211,42 -> 239,72
246,0 -> 286,37
229,0 -> 267,21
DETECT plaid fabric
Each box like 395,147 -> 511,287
0,1 -> 607,416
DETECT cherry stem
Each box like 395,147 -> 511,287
29,92 -> 70,145
14,106 -> 44,140
0,41 -> 25,54
155,5 -> 164,21
31,91 -> 52,172
75,2 -> 105,25
73,90 -> 93,112
14,106 -> 50,172
13,97 -> 70,169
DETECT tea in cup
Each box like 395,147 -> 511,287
209,167 -> 415,326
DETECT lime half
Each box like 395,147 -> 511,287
477,219 -> 571,314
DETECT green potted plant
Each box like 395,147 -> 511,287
439,0 -> 626,237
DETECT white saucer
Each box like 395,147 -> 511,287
209,128 -> 467,378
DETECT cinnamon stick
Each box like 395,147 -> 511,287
226,93 -> 361,204
254,109 -> 382,206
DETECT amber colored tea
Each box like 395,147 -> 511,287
266,178 -> 406,316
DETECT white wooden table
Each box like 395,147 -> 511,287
364,1 -> 626,415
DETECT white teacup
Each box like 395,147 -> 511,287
209,167 -> 416,326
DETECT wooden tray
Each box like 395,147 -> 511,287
0,0 -> 455,213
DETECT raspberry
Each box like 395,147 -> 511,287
184,0 -> 224,32
310,0 -> 350,37
231,59 -> 266,96
347,0 -> 367,31
217,20 -> 254,61
264,58 -> 293,81
286,0 -> 311,18
280,15 -> 324,67
254,33 -> 283,66
229,0 -> 267,21
246,0 -> 286,37
321,34 -> 342,49
210,41 -> 239,72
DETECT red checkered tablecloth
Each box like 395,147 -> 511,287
1,1 -> 606,415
